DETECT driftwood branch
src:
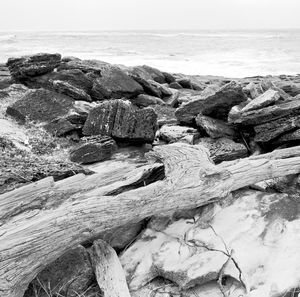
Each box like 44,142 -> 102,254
1,143 -> 300,297
89,240 -> 131,297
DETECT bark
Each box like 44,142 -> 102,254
89,240 -> 131,297
1,143 -> 300,297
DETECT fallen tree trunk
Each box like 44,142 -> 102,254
1,143 -> 300,297
89,240 -> 131,297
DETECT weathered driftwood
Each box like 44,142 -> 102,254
89,240 -> 131,297
1,143 -> 300,297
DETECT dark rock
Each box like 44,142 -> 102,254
28,245 -> 94,297
195,137 -> 248,163
163,89 -> 179,107
6,88 -> 75,124
272,129 -> 300,146
70,135 -> 117,164
162,71 -> 176,83
241,89 -> 281,112
176,77 -> 192,89
44,118 -> 78,137
274,80 -> 300,97
58,59 -> 109,74
261,79 -> 291,100
52,80 -> 92,102
158,125 -> 199,144
254,115 -> 300,142
175,81 -> 247,123
152,105 -> 177,126
83,100 -> 158,143
130,75 -> 162,97
91,65 -> 143,100
243,81 -> 264,99
229,98 -> 300,126
0,64 -> 13,89
61,56 -> 81,63
140,65 -> 165,83
7,53 -> 61,80
130,94 -> 165,107
169,81 -> 183,89
149,81 -> 173,97
195,115 -> 236,139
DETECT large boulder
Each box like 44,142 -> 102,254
130,94 -> 165,107
83,99 -> 158,143
70,135 -> 117,164
91,65 -> 144,100
0,63 -> 13,89
6,53 -> 61,80
129,65 -> 165,84
175,81 -> 247,123
158,125 -> 199,144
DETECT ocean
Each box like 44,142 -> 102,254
0,30 -> 300,78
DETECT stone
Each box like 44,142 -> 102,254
52,80 -> 92,102
130,75 -> 162,97
274,80 -> 300,97
27,245 -> 94,297
175,81 -> 247,123
169,81 -> 183,89
195,137 -> 248,163
58,59 -> 109,74
130,94 -> 165,107
163,89 -> 179,107
243,81 -> 264,99
6,88 -> 75,124
91,65 -> 143,100
152,105 -> 178,126
0,64 -> 13,89
158,125 -> 199,144
177,77 -> 192,89
261,79 -> 291,100
6,53 -> 61,80
272,129 -> 300,146
227,99 -> 251,123
140,65 -> 166,83
162,71 -> 176,83
70,136 -> 117,164
43,118 -> 78,137
195,115 -> 236,139
149,80 -> 173,97
83,100 -> 158,143
241,89 -> 281,112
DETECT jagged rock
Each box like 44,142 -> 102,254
274,80 -> 300,96
130,94 -> 165,107
149,80 -> 173,97
0,64 -> 13,89
130,75 -> 162,97
121,189 -> 300,297
6,53 -> 61,80
195,137 -> 248,163
6,88 -> 75,124
227,100 -> 250,123
175,81 -> 247,123
254,115 -> 300,142
229,98 -> 300,126
70,136 -> 117,164
261,79 -> 291,100
195,115 -> 236,139
177,77 -> 193,88
163,89 -> 179,107
158,125 -> 199,144
272,129 -> 300,146
58,59 -> 109,74
140,65 -> 166,83
241,89 -> 281,112
152,105 -> 177,126
91,65 -> 143,100
243,81 -> 264,99
0,84 -> 28,105
44,118 -> 79,137
26,245 -> 94,297
169,81 -> 183,89
162,71 -> 176,83
83,100 -> 158,143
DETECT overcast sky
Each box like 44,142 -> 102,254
0,0 -> 300,31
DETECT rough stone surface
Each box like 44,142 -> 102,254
83,100 -> 158,143
169,81 -> 183,89
242,81 -> 264,99
0,64 -> 13,89
91,66 -> 143,100
241,89 -> 281,112
130,75 -> 162,97
70,135 -> 117,164
140,65 -> 166,83
196,115 -> 236,139
26,245 -> 94,297
158,125 -> 199,144
43,118 -> 78,137
7,53 -> 61,80
6,88 -> 75,124
175,81 -> 247,123
152,105 -> 177,126
195,137 -> 248,163
58,59 -> 109,74
274,80 -> 300,97
130,94 -> 165,107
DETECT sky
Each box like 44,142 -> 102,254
0,0 -> 300,31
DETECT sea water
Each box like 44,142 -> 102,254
0,30 -> 299,77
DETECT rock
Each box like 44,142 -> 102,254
163,89 -> 179,107
254,115 -> 300,142
229,98 -> 300,126
149,80 -> 173,97
130,94 -> 165,107
177,77 -> 192,89
0,64 -> 13,89
169,81 -> 183,89
243,81 -> 264,99
27,245 -> 94,297
130,75 -> 162,97
6,88 -> 75,124
6,53 -> 61,80
195,137 -> 248,163
140,65 -> 166,83
162,71 -> 176,83
261,79 -> 291,100
83,100 -> 158,143
43,118 -> 79,137
70,136 -> 117,164
52,80 -> 92,102
241,89 -> 281,112
272,129 -> 300,146
91,65 -> 143,100
152,105 -> 178,126
158,125 -> 199,144
175,81 -> 247,123
195,115 -> 236,139
274,80 -> 300,96
227,99 -> 251,123
121,189 -> 300,296
0,84 -> 28,107
58,59 -> 109,74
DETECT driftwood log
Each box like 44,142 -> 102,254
1,143 -> 300,297
89,239 -> 131,297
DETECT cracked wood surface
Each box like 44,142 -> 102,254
1,143 -> 300,297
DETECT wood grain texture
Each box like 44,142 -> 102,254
1,143 -> 300,297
